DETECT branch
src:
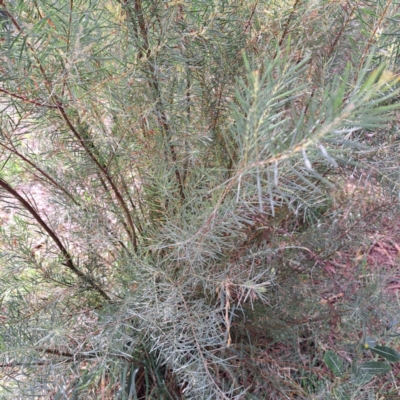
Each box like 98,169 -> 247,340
243,1 -> 259,33
0,141 -> 79,205
56,102 -> 138,252
278,0 -> 302,47
0,88 -> 57,109
0,141 -> 132,255
0,178 -> 111,301
0,2 -> 53,92
356,0 -> 393,80
126,0 -> 185,202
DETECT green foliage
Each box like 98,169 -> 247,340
0,0 -> 400,398
323,321 -> 400,396
324,351 -> 344,378
369,345 -> 400,362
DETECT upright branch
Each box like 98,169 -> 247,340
56,102 -> 139,252
278,0 -> 302,47
126,0 -> 186,201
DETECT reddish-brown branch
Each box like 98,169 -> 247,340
0,141 -> 79,204
125,0 -> 185,201
243,1 -> 259,33
134,0 -> 151,59
56,102 -> 138,252
0,140 -> 130,254
0,178 -> 111,301
0,88 -> 57,109
327,5 -> 356,58
278,0 -> 302,47
356,0 -> 393,79
0,2 -> 53,92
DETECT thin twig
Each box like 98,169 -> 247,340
278,0 -> 302,47
0,88 -> 57,109
243,1 -> 259,34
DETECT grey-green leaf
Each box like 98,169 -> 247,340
351,370 -> 374,386
324,351 -> 343,377
351,363 -> 375,386
359,361 -> 390,375
370,345 -> 400,362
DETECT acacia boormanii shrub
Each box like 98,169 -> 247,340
0,1 -> 400,398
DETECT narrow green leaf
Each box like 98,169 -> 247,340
370,345 -> 400,362
324,351 -> 343,377
334,64 -> 350,111
245,395 -> 263,400
359,64 -> 385,93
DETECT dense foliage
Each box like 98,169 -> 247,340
1,0 -> 400,398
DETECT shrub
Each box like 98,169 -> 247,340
0,0 -> 400,398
